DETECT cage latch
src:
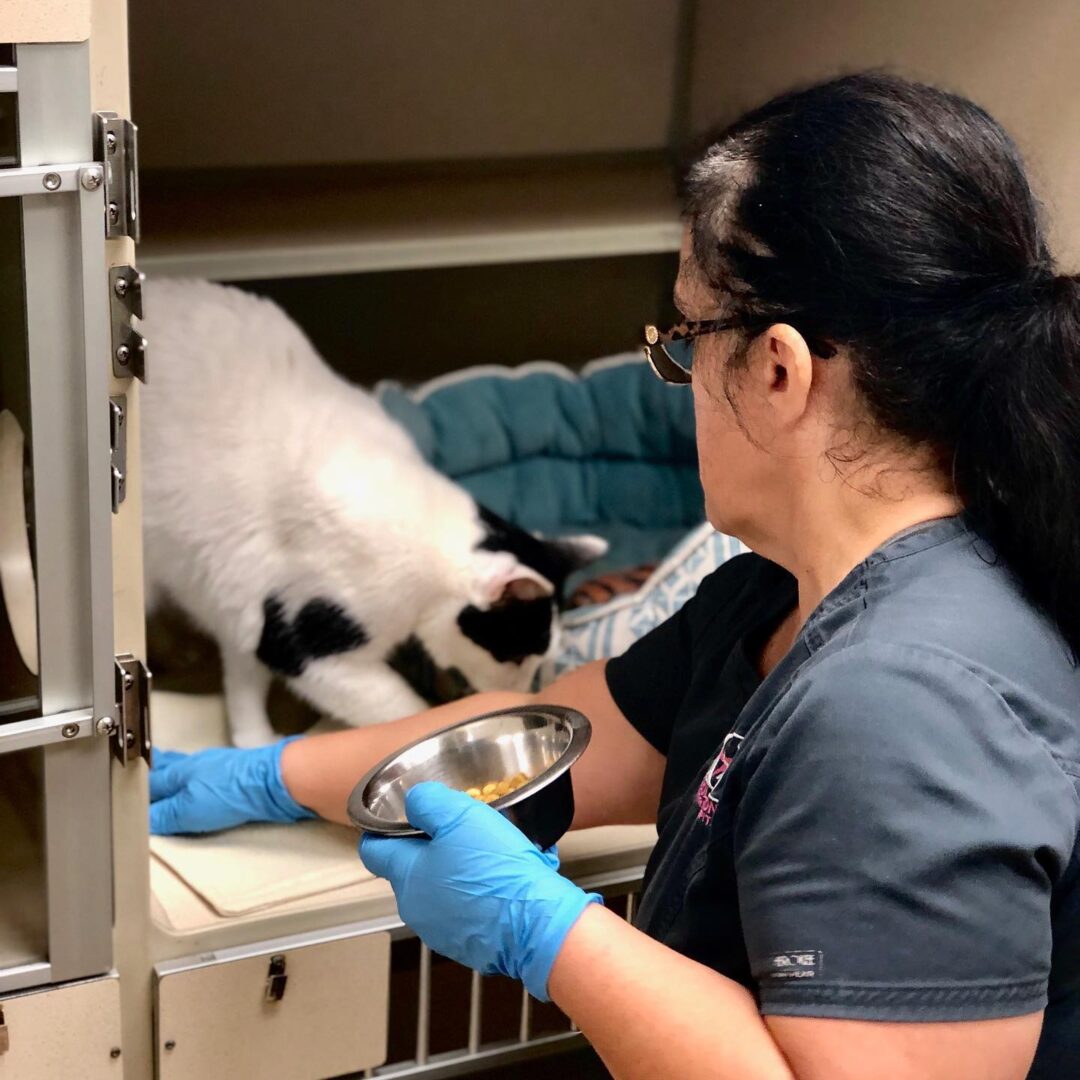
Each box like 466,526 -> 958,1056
108,265 -> 148,381
109,395 -> 127,512
93,112 -> 140,241
109,653 -> 152,766
265,955 -> 288,1003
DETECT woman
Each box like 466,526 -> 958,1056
150,74 -> 1079,1079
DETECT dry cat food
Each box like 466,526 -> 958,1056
465,773 -> 530,804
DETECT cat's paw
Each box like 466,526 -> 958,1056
230,727 -> 280,749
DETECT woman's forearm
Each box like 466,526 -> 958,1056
550,905 -> 794,1080
281,691 -> 534,822
281,659 -> 665,827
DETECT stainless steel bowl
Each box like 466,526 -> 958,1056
347,705 -> 591,850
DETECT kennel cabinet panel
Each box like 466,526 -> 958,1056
0,975 -> 122,1078
1,2 -> 92,43
156,931 -> 391,1079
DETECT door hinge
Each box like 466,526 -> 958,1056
109,265 -> 147,381
109,394 -> 127,512
93,112 -> 140,241
108,653 -> 152,766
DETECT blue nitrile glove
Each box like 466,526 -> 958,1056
359,782 -> 601,1002
149,737 -> 317,835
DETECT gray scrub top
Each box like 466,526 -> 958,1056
606,516 -> 1079,1078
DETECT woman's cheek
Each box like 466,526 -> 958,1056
693,374 -> 765,533
693,386 -> 736,522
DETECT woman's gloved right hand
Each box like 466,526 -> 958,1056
149,737 -> 317,835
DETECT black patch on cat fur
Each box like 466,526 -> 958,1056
457,597 -> 553,664
386,635 -> 474,706
257,595 -> 369,677
476,506 -> 581,596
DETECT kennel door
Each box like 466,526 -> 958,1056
0,39 -> 120,995
155,930 -> 391,1079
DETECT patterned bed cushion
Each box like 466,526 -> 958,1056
547,524 -> 748,680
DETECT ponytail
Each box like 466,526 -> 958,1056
683,73 -> 1080,656
955,273 -> 1080,657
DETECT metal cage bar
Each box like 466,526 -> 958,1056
466,970 -> 482,1055
416,944 -> 432,1066
364,870 -> 645,1078
517,986 -> 532,1044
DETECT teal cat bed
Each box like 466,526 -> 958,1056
377,353 -> 705,582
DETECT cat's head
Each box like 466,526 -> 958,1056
413,507 -> 606,700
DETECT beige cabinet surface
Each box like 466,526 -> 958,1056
0,976 -> 122,1078
3,1 -> 91,43
156,932 -> 391,1080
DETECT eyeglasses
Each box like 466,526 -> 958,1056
643,319 -> 838,383
642,320 -> 731,384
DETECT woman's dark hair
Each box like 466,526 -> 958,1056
682,71 -> 1080,657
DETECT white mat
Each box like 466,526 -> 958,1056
152,820 -> 375,918
150,693 -> 376,918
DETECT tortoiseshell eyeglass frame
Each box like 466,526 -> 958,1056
644,319 -> 839,383
642,319 -> 733,384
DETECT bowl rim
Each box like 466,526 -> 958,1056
347,703 -> 592,836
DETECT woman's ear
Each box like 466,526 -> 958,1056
754,323 -> 815,427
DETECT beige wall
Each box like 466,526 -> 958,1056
0,1 -> 91,42
130,0 -> 682,169
688,0 -> 1080,265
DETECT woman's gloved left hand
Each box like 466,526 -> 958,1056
149,739 -> 317,835
360,782 -> 601,1002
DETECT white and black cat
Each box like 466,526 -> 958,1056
142,279 -> 604,746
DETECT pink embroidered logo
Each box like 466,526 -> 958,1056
695,732 -> 745,825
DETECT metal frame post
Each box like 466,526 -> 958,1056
0,40 -> 116,991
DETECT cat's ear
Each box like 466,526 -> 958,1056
542,534 -> 608,569
474,505 -> 606,595
472,550 -> 555,608
526,533 -> 609,591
